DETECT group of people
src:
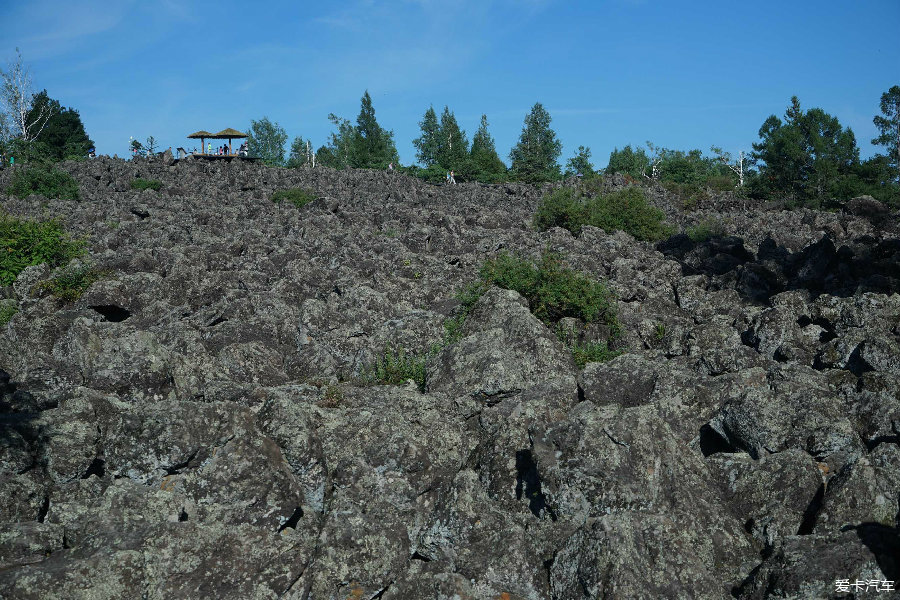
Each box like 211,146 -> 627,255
204,142 -> 249,156
446,170 -> 456,184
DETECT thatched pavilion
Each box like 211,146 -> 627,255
186,130 -> 213,154
186,128 -> 249,156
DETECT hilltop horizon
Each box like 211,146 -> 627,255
1,0 -> 897,164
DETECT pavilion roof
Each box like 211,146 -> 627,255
209,128 -> 248,139
187,130 -> 213,139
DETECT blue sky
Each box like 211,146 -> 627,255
2,0 -> 897,166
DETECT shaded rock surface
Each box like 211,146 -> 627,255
0,157 -> 898,598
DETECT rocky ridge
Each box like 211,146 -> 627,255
0,156 -> 898,599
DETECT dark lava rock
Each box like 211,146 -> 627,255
0,158 -> 897,598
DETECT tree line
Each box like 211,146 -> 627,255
2,49 -> 898,208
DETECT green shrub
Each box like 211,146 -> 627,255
706,175 -> 736,192
0,213 -> 85,286
0,302 -> 18,326
533,188 -> 586,232
662,181 -> 709,210
583,187 -> 673,242
130,178 -> 162,191
364,346 -> 427,391
686,218 -> 727,242
480,251 -> 619,333
271,188 -> 317,209
6,166 -> 79,200
534,186 -> 672,242
34,263 -> 103,301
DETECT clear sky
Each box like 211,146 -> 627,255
2,0 -> 897,166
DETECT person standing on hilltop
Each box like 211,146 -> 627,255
450,170 -> 456,185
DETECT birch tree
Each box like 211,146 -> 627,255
0,49 -> 53,143
711,146 -> 746,187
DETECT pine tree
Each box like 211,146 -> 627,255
351,90 -> 398,169
469,114 -> 507,182
413,106 -> 440,167
751,96 -> 859,206
436,106 -> 468,172
509,102 -> 562,183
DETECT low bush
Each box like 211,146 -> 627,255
130,178 -> 162,191
0,213 -> 84,285
534,186 -> 672,242
480,251 -> 620,333
6,166 -> 79,200
34,263 -> 103,301
271,188 -> 317,209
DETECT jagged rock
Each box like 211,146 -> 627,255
428,287 -> 576,400
0,158 -> 897,597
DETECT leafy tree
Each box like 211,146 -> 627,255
509,102 -> 562,183
23,90 -> 93,161
436,106 -> 469,172
872,85 -> 900,183
752,96 -> 859,206
606,145 -> 650,179
287,135 -> 310,168
565,145 -> 595,177
351,90 -> 399,169
317,114 -> 355,169
412,106 -> 440,167
469,114 -> 507,183
247,117 -> 288,167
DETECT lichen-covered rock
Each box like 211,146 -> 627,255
0,158 -> 897,597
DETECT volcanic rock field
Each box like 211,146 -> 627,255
0,156 -> 899,599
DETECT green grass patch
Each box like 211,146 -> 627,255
34,263 -> 104,302
6,166 -> 79,200
130,178 -> 162,191
364,346 -> 427,392
555,323 -> 622,368
0,213 -> 85,286
534,186 -> 672,242
0,301 -> 18,326
271,188 -> 317,209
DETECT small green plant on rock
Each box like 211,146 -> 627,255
555,323 -> 621,368
130,178 -> 162,191
0,213 -> 85,286
0,302 -> 18,326
364,346 -> 427,391
654,322 -> 666,341
6,166 -> 80,200
271,188 -> 317,209
34,263 -> 104,301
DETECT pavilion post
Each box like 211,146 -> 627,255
229,139 -> 233,155
201,137 -> 205,155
